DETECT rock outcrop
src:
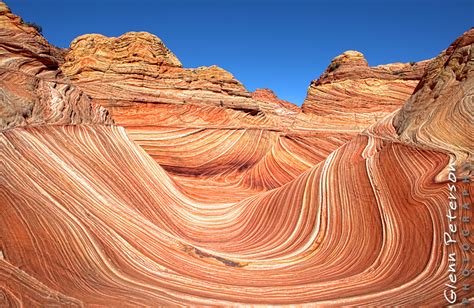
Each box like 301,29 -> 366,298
393,28 -> 473,180
302,50 -> 429,129
61,32 -> 263,114
60,32 -> 305,125
251,88 -> 301,113
0,2 -> 113,130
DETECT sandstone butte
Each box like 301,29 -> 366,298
302,50 -> 430,129
0,0 -> 473,305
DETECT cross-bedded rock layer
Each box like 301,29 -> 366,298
0,1 -> 473,305
2,124 -> 472,306
58,28 -> 358,193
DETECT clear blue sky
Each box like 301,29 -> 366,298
6,0 -> 473,105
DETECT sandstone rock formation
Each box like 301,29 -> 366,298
252,88 -> 301,113
58,29 -> 353,197
60,32 -> 302,128
0,2 -> 112,130
393,28 -> 473,180
62,32 -> 260,113
302,50 -> 429,130
3,124 -> 471,306
0,0 -> 473,305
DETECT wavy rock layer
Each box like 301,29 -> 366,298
0,1 -> 473,305
1,124 -> 472,306
58,30 -> 358,194
302,50 -> 429,130
394,28 -> 474,180
59,32 -> 325,189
